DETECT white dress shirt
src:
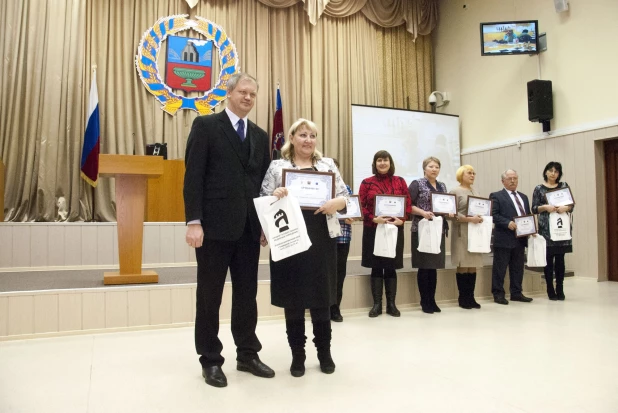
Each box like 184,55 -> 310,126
225,107 -> 248,139
504,187 -> 526,215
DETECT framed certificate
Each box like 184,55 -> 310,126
514,214 -> 537,238
374,195 -> 406,219
282,169 -> 335,210
431,192 -> 457,215
545,187 -> 575,207
337,195 -> 362,219
466,196 -> 493,217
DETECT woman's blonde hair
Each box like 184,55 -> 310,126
422,156 -> 441,171
456,164 -> 475,183
280,118 -> 323,162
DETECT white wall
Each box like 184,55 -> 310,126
434,0 -> 618,150
434,0 -> 617,280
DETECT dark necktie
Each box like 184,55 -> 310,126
236,119 -> 245,142
511,191 -> 525,216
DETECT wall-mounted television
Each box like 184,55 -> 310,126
480,20 -> 539,56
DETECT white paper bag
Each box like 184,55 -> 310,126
467,216 -> 493,253
253,195 -> 312,262
526,235 -> 547,267
373,223 -> 398,258
417,216 -> 443,254
549,212 -> 572,241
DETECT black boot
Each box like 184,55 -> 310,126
429,271 -> 441,313
456,273 -> 472,309
417,271 -> 433,314
545,268 -> 558,301
556,273 -> 565,301
330,304 -> 343,322
286,320 -> 306,377
555,263 -> 566,301
368,277 -> 383,317
312,321 -> 335,374
468,273 -> 481,309
384,277 -> 401,317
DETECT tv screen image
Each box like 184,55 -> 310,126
480,20 -> 538,56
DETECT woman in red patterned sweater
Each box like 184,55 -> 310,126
359,150 -> 412,318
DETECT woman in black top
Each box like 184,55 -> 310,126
531,162 -> 574,300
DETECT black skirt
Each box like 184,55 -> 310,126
269,210 -> 337,309
411,231 -> 446,269
547,245 -> 573,255
361,225 -> 404,269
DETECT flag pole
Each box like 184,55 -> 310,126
91,64 -> 96,222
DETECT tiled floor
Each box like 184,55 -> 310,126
1,277 -> 616,413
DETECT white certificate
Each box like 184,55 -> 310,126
466,196 -> 492,217
431,193 -> 457,215
337,195 -> 362,219
514,214 -> 537,238
545,187 -> 575,207
375,195 -> 406,219
282,169 -> 335,210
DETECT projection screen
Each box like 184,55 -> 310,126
351,104 -> 461,194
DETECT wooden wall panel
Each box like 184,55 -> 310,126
463,126 -> 617,279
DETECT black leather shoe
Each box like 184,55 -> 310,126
237,359 -> 275,378
494,296 -> 509,305
202,366 -> 227,388
510,294 -> 533,302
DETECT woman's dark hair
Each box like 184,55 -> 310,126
371,150 -> 395,176
542,161 -> 563,182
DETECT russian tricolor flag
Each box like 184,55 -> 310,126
81,71 -> 100,187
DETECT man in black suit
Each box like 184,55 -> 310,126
184,73 -> 274,388
489,169 -> 534,305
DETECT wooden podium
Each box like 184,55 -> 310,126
146,159 -> 185,222
100,154 -> 163,285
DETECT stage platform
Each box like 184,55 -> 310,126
0,222 -> 545,341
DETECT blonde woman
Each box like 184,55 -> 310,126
260,118 -> 349,377
449,165 -> 484,309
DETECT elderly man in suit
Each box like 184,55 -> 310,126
184,73 -> 274,388
489,169 -> 534,305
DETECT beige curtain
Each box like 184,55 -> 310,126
0,0 -> 434,222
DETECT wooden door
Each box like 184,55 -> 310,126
605,139 -> 618,281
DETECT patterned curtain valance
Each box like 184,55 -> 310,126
185,0 -> 438,39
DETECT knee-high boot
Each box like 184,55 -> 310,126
429,271 -> 441,313
555,268 -> 565,301
417,271 -> 433,314
368,277 -> 383,317
545,268 -> 557,301
384,277 -> 401,317
312,321 -> 335,374
286,320 -> 306,377
456,273 -> 472,309
468,273 -> 481,309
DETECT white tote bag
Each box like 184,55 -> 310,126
373,223 -> 398,258
417,216 -> 443,254
467,216 -> 493,253
549,212 -> 572,241
526,235 -> 547,267
253,195 -> 312,262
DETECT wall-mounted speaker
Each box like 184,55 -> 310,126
527,80 -> 553,122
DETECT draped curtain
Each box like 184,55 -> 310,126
0,0 -> 435,222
